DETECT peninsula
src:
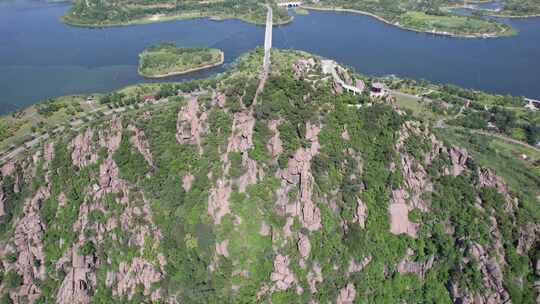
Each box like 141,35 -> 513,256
61,0 -> 292,27
302,0 -> 515,38
138,44 -> 224,78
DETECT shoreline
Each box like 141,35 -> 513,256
138,51 -> 225,79
302,5 -> 514,38
61,9 -> 294,28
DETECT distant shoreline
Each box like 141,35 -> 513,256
302,5 -> 514,38
61,8 -> 294,28
139,51 -> 225,79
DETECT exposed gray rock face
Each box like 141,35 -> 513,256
477,167 -> 515,212
215,93 -> 227,108
115,257 -> 163,301
396,248 -> 434,278
292,58 -> 315,79
341,127 -> 350,141
1,160 -> 16,177
333,81 -> 343,95
216,239 -> 229,258
182,173 -> 194,192
99,118 -> 123,153
270,254 -> 296,291
277,122 -> 322,231
259,221 -> 271,236
208,179 -> 232,225
176,96 -> 207,155
347,256 -> 371,275
389,189 -> 418,238
336,66 -> 352,85
70,128 -> 97,168
352,198 -> 367,228
226,109 -> 262,193
395,123 -> 432,210
227,111 -> 254,152
451,242 -> 511,304
56,249 -> 96,304
0,182 -> 5,218
336,283 -> 356,304
534,260 -> 540,304
516,223 -> 540,255
449,146 -> 469,177
389,122 -> 436,238
267,120 -> 283,158
13,187 -> 49,303
297,232 -> 311,259
307,262 -> 323,293
128,125 -> 154,168
97,157 -> 124,197
43,142 -> 55,168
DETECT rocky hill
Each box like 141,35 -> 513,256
0,49 -> 538,303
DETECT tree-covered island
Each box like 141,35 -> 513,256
138,44 -> 224,78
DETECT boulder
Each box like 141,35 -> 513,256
336,283 -> 356,304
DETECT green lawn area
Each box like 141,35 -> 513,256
394,93 -> 441,121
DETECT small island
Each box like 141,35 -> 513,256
138,43 -> 224,78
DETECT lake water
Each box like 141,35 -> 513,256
1,0 -> 540,113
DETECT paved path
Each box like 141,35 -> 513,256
321,60 -> 364,95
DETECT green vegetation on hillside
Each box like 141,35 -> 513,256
138,43 -> 224,78
0,49 -> 538,304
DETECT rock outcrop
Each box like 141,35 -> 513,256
396,248 -> 434,278
277,122 -> 322,231
389,189 -> 418,237
56,249 -> 96,304
292,58 -> 315,79
182,173 -> 194,192
270,254 -> 296,291
216,240 -> 229,258
516,223 -> 540,255
336,283 -> 356,304
70,128 -> 97,168
226,109 -> 262,192
450,242 -> 511,304
128,125 -> 154,168
208,179 -> 232,225
449,147 -> 469,177
97,157 -> 124,197
352,198 -> 367,228
267,120 -> 283,158
297,232 -> 311,259
347,256 -> 371,275
13,187 -> 49,302
0,182 -> 5,218
176,97 -> 207,154
306,262 -> 323,293
115,257 -> 163,301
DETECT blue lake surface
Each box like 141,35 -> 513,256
1,0 -> 540,113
